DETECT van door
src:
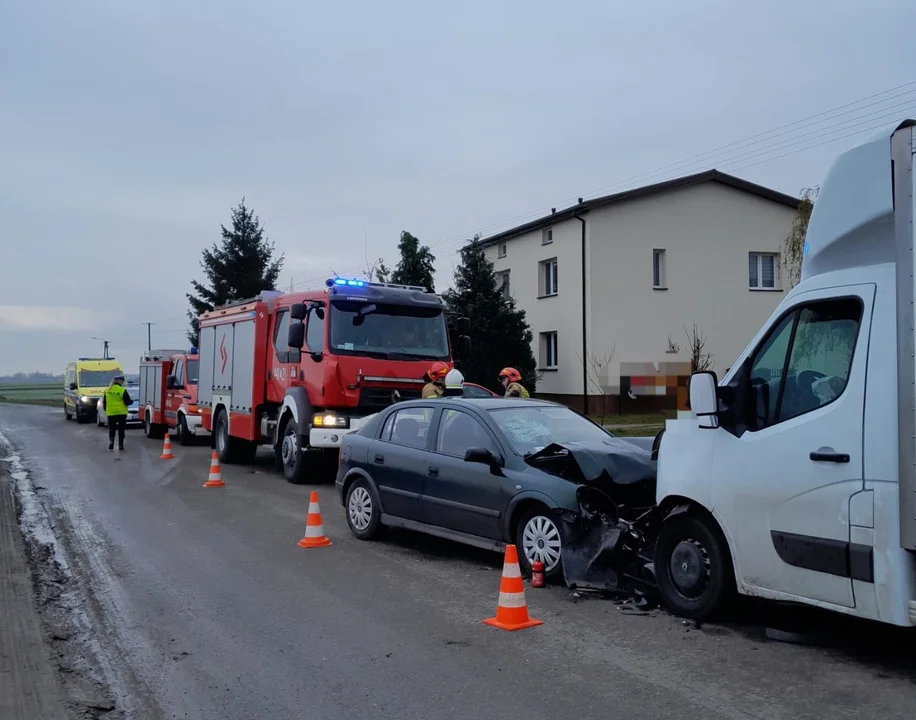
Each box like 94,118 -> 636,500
712,285 -> 872,608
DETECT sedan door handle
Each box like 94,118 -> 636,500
810,450 -> 850,464
427,466 -> 439,477
374,454 -> 384,464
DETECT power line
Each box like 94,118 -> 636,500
286,83 -> 916,290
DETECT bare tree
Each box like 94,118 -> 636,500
783,186 -> 818,290
666,334 -> 680,354
580,346 -> 616,425
684,324 -> 713,373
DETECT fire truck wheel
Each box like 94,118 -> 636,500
177,415 -> 192,446
280,420 -> 307,484
144,411 -> 165,440
215,410 -> 233,462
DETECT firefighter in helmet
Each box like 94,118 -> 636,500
422,361 -> 449,399
443,368 -> 465,397
498,367 -> 530,398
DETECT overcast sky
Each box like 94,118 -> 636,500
2,0 -> 915,374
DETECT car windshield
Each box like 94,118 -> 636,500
329,302 -> 449,360
79,370 -> 122,387
186,360 -> 199,384
487,405 -> 614,456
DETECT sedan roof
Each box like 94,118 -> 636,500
398,396 -> 556,411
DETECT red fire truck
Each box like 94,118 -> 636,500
196,277 -> 470,484
138,348 -> 210,445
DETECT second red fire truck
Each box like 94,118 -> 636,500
195,277 -> 470,484
138,348 -> 210,445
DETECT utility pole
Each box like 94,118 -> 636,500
142,322 -> 155,351
91,337 -> 111,359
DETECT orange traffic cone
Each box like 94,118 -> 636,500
160,432 -> 175,460
297,491 -> 332,548
482,545 -> 543,631
203,451 -> 225,488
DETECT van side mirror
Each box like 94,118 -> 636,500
290,303 -> 307,321
166,375 -> 179,390
69,382 -> 77,390
457,317 -> 470,336
288,323 -> 305,349
688,371 -> 719,429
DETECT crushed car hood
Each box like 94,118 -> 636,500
524,438 -> 655,488
524,439 -> 659,596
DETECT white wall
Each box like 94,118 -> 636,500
485,180 -> 796,396
587,182 -> 796,392
486,219 -> 584,395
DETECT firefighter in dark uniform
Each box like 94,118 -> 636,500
422,362 -> 449,399
498,367 -> 530,398
103,374 -> 132,451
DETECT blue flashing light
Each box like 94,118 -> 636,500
189,346 -> 199,354
328,277 -> 366,288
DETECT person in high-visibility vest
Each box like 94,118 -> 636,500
498,367 -> 530,398
103,374 -> 132,451
422,362 -> 449,399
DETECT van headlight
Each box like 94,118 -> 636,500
80,396 -> 90,404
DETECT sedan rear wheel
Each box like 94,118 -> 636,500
515,506 -> 563,579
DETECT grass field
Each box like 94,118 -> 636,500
0,382 -> 62,407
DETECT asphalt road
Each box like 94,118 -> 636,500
2,403 -> 916,720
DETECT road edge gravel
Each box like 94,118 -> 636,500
1,431 -> 139,719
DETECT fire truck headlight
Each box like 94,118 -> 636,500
312,412 -> 349,429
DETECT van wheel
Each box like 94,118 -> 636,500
64,403 -> 71,421
655,512 -> 735,620
75,405 -> 86,424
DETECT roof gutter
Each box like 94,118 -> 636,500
574,208 -> 588,417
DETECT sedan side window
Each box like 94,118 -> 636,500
436,409 -> 497,457
382,407 -> 433,450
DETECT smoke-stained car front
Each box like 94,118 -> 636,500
335,398 -> 656,583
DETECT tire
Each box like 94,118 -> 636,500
177,415 -> 192,446
214,410 -> 233,463
345,478 -> 383,540
75,405 -> 86,424
144,411 -> 164,440
654,512 -> 735,620
515,505 -> 564,580
64,403 -> 71,421
279,419 -> 307,484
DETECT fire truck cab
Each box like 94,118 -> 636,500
197,277 -> 470,484
138,348 -> 209,445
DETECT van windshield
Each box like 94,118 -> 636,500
79,370 -> 122,387
328,302 -> 449,361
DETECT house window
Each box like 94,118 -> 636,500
542,228 -> 553,245
497,270 -> 510,297
497,243 -> 507,259
540,331 -> 558,369
539,258 -> 558,297
653,249 -> 666,289
749,252 -> 779,290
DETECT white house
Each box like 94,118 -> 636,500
480,169 -> 800,414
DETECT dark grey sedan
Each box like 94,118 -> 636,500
335,397 -> 655,578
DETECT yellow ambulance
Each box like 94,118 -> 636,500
64,358 -> 124,423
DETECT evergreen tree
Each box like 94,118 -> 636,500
186,199 -> 284,344
443,239 -> 537,393
390,231 -> 436,291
